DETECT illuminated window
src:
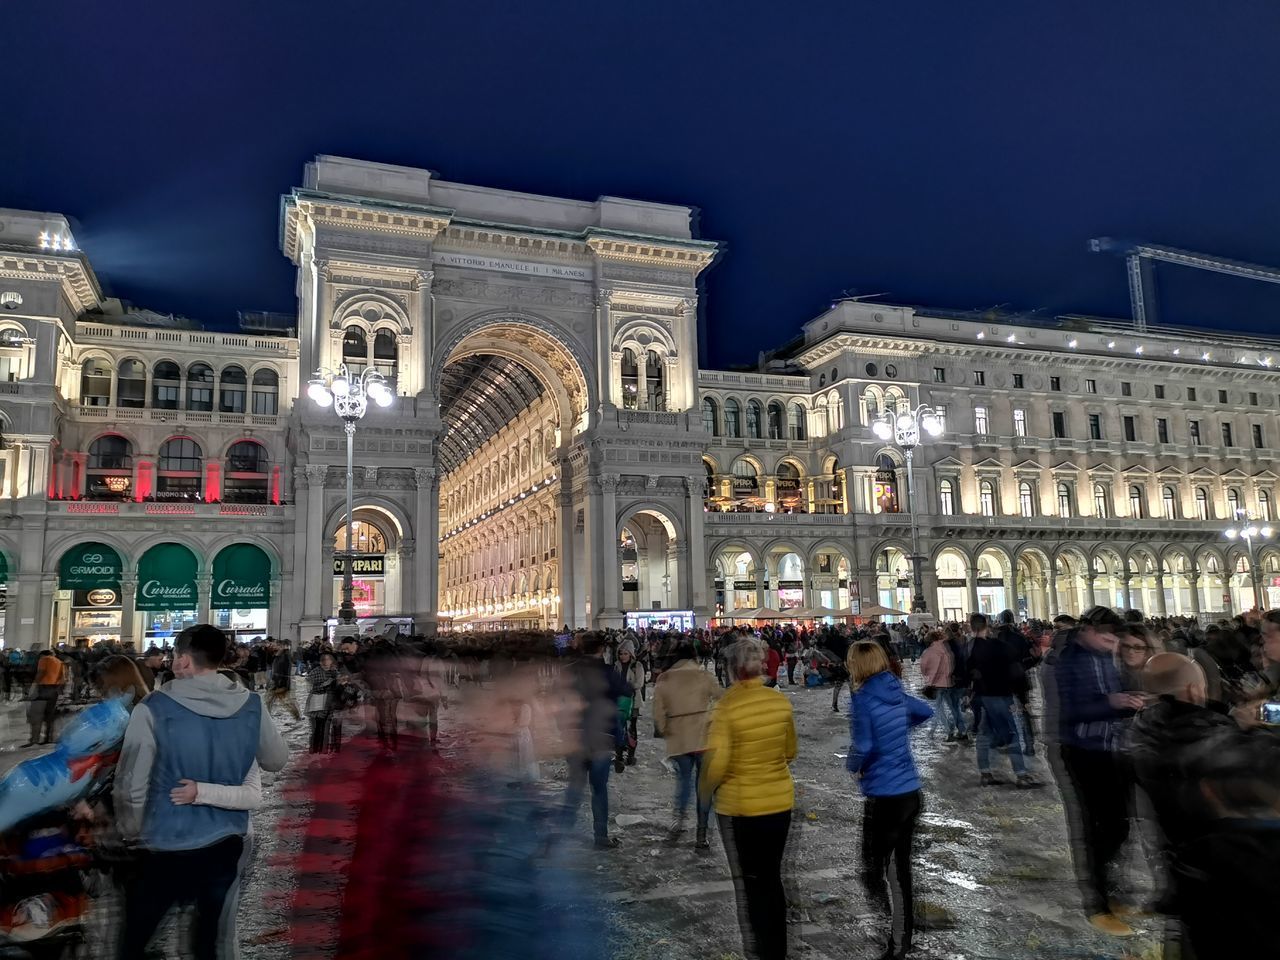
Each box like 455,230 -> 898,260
1058,482 -> 1072,518
1162,486 -> 1178,520
1093,484 -> 1108,518
975,406 -> 989,434
1019,481 -> 1035,518
80,358 -> 112,407
157,437 -> 203,499
335,520 -> 386,553
224,440 -> 269,504
153,361 -> 180,409
1013,409 -> 1026,436
724,399 -> 742,438
1129,485 -> 1144,519
1195,487 -> 1209,521
621,349 -> 639,409
746,399 -> 762,439
86,435 -> 133,501
979,480 -> 995,517
186,363 -> 213,411
788,403 -> 807,440
702,397 -> 720,436
117,358 -> 146,408
939,479 -> 955,515
252,368 -> 279,416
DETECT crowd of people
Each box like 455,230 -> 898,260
0,605 -> 1276,959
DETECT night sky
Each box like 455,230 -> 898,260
7,1 -> 1280,367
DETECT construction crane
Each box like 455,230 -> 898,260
1089,237 -> 1280,332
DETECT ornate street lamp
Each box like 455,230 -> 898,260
308,364 -> 394,629
872,404 -> 944,613
1224,508 -> 1274,611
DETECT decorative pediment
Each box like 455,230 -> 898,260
1155,465 -> 1186,477
1188,466 -> 1217,477
1050,460 -> 1081,473
973,458 -> 1004,471
1089,463 -> 1118,475
1252,469 -> 1279,480
1123,464 -> 1154,476
930,456 -> 965,469
1012,459 -> 1041,472
1221,468 -> 1250,479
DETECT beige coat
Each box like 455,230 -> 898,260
652,659 -> 720,758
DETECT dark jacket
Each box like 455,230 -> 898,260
1129,696 -> 1280,848
1175,821 -> 1280,960
846,671 -> 932,796
571,656 -> 632,758
968,632 -> 1020,698
270,650 -> 292,690
1055,638 -> 1129,751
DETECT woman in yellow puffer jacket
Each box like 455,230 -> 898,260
699,636 -> 797,960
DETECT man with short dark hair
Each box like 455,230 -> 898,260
115,624 -> 288,960
564,632 -> 631,849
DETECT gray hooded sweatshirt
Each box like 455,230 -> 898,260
115,671 -> 289,842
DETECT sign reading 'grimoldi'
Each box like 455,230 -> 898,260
333,555 -> 385,576
59,543 -> 123,591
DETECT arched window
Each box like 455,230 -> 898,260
1094,483 -> 1109,519
1195,486 -> 1209,521
704,459 -> 716,501
724,399 -> 742,438
342,327 -> 368,375
788,402 -> 807,441
1130,485 -> 1145,519
86,435 -> 133,500
80,358 -> 112,407
776,461 -> 805,513
1261,490 -> 1273,522
225,440 -> 269,503
646,351 -> 664,411
874,454 -> 900,514
702,397 -> 719,436
1019,481 -> 1035,518
1227,487 -> 1241,518
186,363 -> 213,411
335,520 -> 386,553
1162,485 -> 1178,520
620,349 -> 639,409
980,480 -> 996,517
157,438 -> 203,499
746,400 -> 762,439
252,368 -> 279,416
219,365 -> 246,414
730,458 -> 759,509
153,361 -> 180,409
939,478 -> 955,516
1058,482 -> 1073,518
831,458 -> 845,513
372,330 -> 397,381
117,358 -> 146,408
767,401 -> 784,440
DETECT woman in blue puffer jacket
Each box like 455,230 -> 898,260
845,640 -> 933,960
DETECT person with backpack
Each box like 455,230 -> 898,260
969,613 -> 1037,788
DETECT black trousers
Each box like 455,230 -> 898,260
309,715 -> 329,753
1057,744 -> 1131,914
719,810 -> 791,960
119,836 -> 244,960
861,790 -> 922,955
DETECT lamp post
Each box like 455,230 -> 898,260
1224,508 -> 1274,611
308,364 -> 394,630
872,404 -> 944,614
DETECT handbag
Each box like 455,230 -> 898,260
306,691 -> 332,715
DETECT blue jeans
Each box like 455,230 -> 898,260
671,753 -> 711,830
564,755 -> 612,840
976,696 -> 1027,776
937,687 -> 967,736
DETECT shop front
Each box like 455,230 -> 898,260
212,544 -> 272,642
54,542 -> 123,648
976,576 -> 1008,615
936,577 -> 968,621
137,543 -> 199,648
625,609 -> 695,631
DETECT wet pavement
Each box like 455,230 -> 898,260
4,670 -> 1167,959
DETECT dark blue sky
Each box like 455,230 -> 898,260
7,1 -> 1280,366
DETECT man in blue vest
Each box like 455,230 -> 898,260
115,624 -> 289,960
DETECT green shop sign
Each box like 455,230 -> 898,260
59,542 -> 122,591
212,543 -> 271,609
136,543 -> 198,611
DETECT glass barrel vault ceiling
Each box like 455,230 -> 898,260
437,354 -> 545,474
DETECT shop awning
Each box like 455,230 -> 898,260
58,542 -> 122,591
212,543 -> 271,609
0,551 -> 7,585
136,543 -> 198,611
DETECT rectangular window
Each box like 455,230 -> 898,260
1052,411 -> 1067,438
974,406 -> 989,434
1156,418 -> 1169,444
1189,419 -> 1202,445
932,367 -> 946,383
1089,414 -> 1102,440
973,370 -> 986,386
1249,391 -> 1258,406
1013,409 -> 1027,437
1188,387 -> 1197,401
1121,381 -> 1132,397
1123,416 -> 1137,442
1219,389 -> 1228,404
1012,373 -> 1024,388
1050,376 -> 1061,391
1253,423 -> 1264,448
1085,379 -> 1097,394
934,405 -> 947,431
1155,385 -> 1165,399
1222,422 -> 1234,447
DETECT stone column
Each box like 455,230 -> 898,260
120,576 -> 138,649
1155,572 -> 1168,616
684,477 -> 710,617
754,566 -> 767,609
1122,575 -> 1133,611
413,466 -> 438,633
594,290 -> 613,416
412,269 -> 434,397
967,578 -> 980,618
197,575 -> 212,625
1189,573 -> 1202,616
1048,572 -> 1061,618
301,465 -> 328,634
1085,572 -> 1098,609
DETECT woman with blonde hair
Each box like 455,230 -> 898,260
700,636 -> 797,960
845,641 -> 933,960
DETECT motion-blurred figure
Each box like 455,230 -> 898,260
652,641 -> 720,848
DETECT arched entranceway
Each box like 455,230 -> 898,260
934,547 -> 971,621
617,508 -> 682,618
1015,547 -> 1052,620
329,505 -> 407,635
975,547 -> 1012,616
874,545 -> 913,614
